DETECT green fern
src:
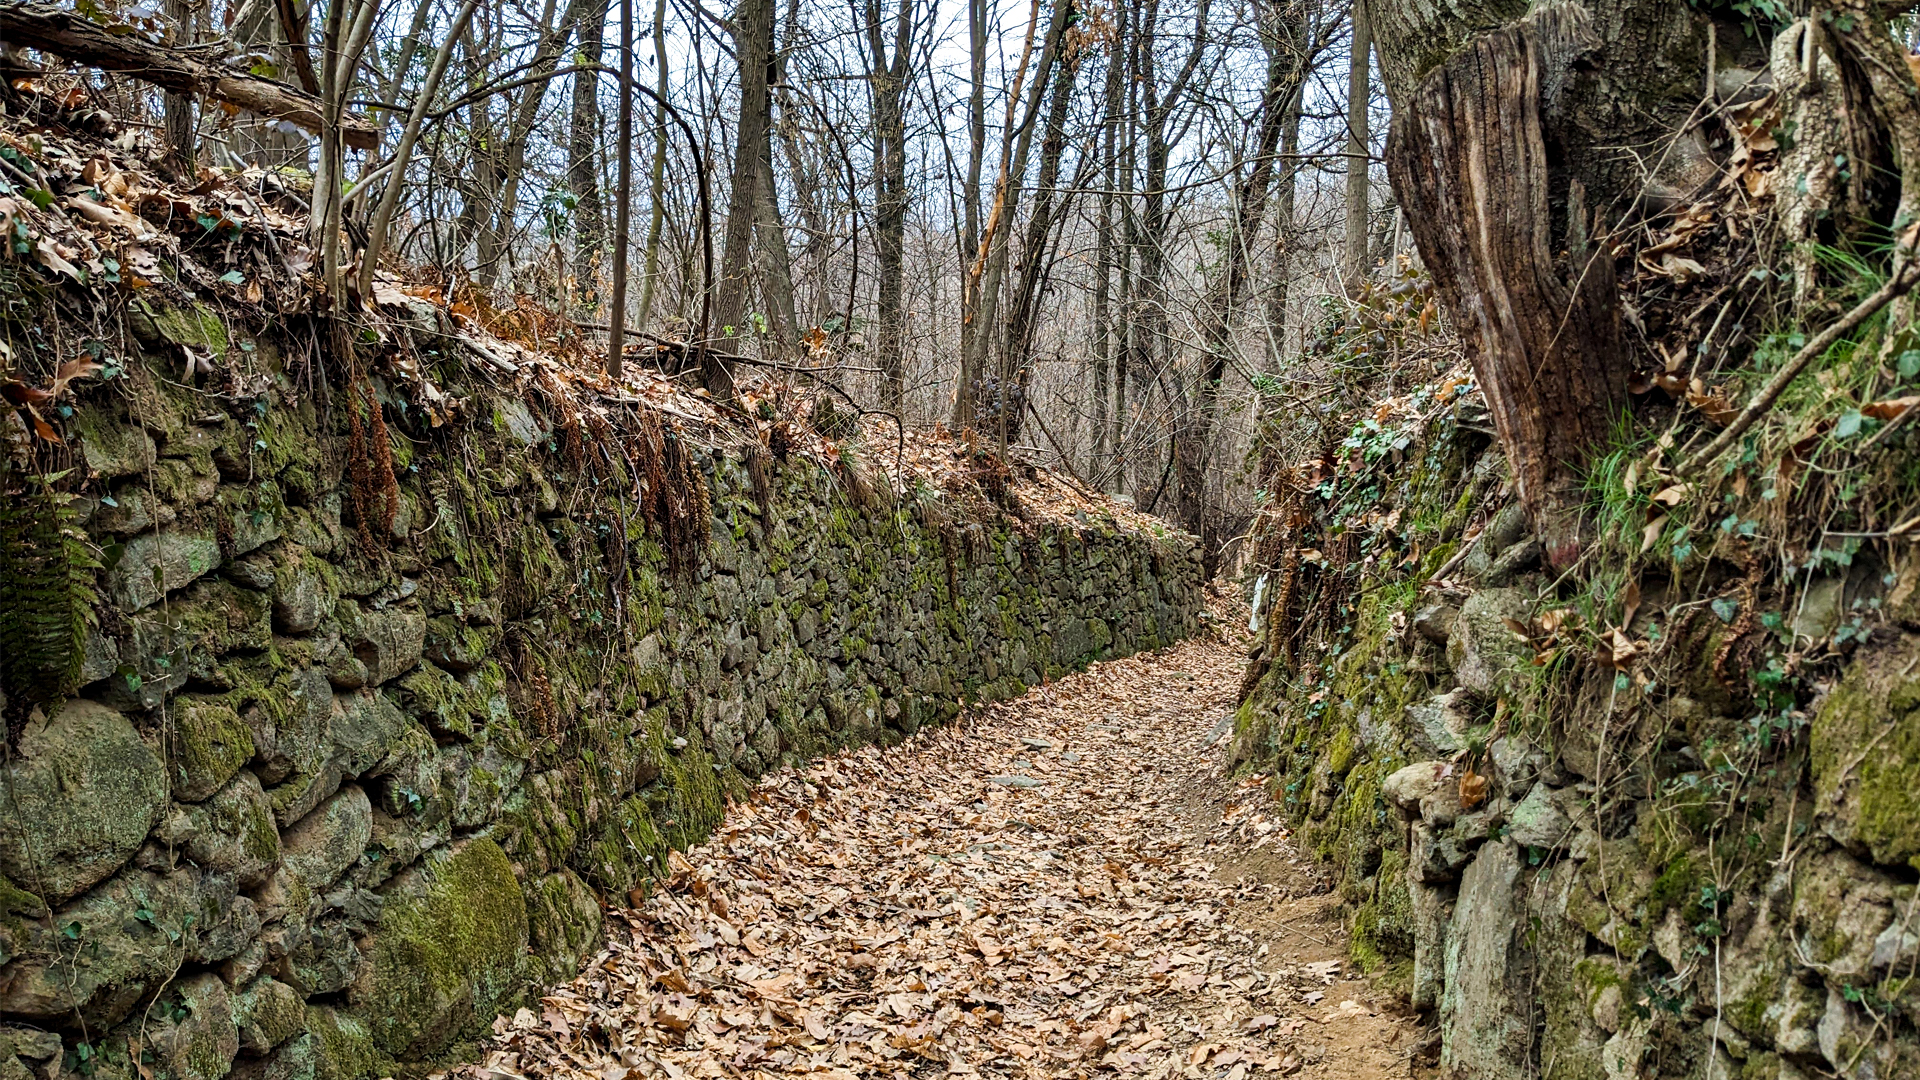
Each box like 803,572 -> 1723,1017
0,469 -> 100,715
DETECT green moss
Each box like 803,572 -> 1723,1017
1646,852 -> 1697,921
1326,726 -> 1357,777
169,696 -> 255,802
132,300 -> 230,356
307,1005 -> 384,1080
1811,642 -> 1920,868
1348,845 -> 1414,974
358,837 -> 528,1060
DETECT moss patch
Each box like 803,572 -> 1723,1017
358,838 -> 528,1061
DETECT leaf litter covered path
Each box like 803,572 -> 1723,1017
465,633 -> 1431,1080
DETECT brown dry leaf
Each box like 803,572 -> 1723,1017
1862,396 -> 1920,422
1650,484 -> 1690,508
1595,628 -> 1640,670
1458,769 -> 1489,810
1688,379 -> 1739,426
1641,515 -> 1668,554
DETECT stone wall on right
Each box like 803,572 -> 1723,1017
1232,405 -> 1920,1080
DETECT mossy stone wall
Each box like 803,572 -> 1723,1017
1234,412 -> 1920,1080
0,343 -> 1202,1080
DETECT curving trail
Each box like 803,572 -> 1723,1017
463,626 -> 1428,1080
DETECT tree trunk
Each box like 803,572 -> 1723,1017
950,0 -> 989,427
162,0 -> 197,179
865,0 -> 917,410
1384,4 -> 1629,563
1091,50 -> 1121,486
1265,83 -> 1303,368
483,0 -> 573,288
753,131 -> 798,349
569,0 -> 613,311
634,0 -> 671,330
955,0 -> 1070,439
998,36 -> 1082,443
1342,0 -> 1370,283
1179,0 -> 1307,572
710,0 -> 776,393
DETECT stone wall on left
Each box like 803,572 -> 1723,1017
0,317 -> 1202,1080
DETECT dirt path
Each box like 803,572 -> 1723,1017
467,630 -> 1430,1080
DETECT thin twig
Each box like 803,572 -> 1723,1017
1682,260 -> 1920,474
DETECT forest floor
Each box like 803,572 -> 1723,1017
464,626 -> 1434,1080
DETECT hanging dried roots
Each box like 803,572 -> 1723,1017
626,409 -> 710,577
345,379 -> 401,553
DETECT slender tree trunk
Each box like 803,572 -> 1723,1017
569,0 -> 613,311
162,0 -> 196,179
1115,16 -> 1137,493
1090,67 -> 1118,486
1343,0 -> 1371,283
1000,41 -> 1081,435
711,0 -> 776,388
634,0 -> 670,329
961,0 -> 1071,445
1265,83 -> 1304,368
476,0 -> 566,288
754,131 -> 798,348
1134,0 -> 1209,504
951,0 -> 988,425
867,0 -> 917,411
607,0 -> 635,378
1178,0 -> 1304,571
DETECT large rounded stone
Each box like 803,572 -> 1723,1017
183,771 -> 281,887
281,786 -> 372,890
0,699 -> 166,903
1810,633 -> 1920,868
339,606 -> 426,687
1447,588 -> 1534,697
351,837 -> 528,1060
170,697 -> 256,803
109,531 -> 222,612
0,866 -> 199,1024
523,869 -> 604,987
271,550 -> 336,635
140,972 -> 239,1080
328,690 -> 409,778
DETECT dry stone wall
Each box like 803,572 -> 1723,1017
0,342 -> 1201,1080
1234,411 -> 1920,1080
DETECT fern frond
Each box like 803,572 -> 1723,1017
0,473 -> 100,716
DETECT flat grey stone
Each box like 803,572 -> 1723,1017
1021,737 -> 1054,749
988,775 -> 1045,788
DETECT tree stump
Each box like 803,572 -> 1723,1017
1386,5 -> 1629,565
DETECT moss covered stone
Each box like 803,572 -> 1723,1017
141,972 -> 238,1080
0,699 -> 166,903
170,696 -> 256,802
523,869 -> 604,987
356,837 -> 528,1060
305,1006 -> 382,1080
0,865 -> 198,1024
183,770 -> 281,887
110,531 -> 223,612
1810,633 -> 1920,869
234,976 -> 307,1054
